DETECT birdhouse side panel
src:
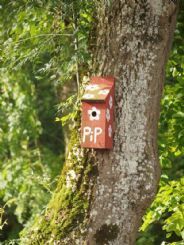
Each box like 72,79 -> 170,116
105,90 -> 114,149
81,102 -> 106,148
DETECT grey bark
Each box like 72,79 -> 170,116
87,1 -> 178,244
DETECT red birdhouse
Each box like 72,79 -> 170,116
81,76 -> 115,149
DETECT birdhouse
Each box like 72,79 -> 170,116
81,76 -> 115,149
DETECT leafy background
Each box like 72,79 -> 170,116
0,1 -> 183,244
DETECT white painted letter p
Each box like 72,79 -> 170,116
83,127 -> 91,143
94,127 -> 102,144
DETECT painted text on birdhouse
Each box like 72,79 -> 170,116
81,76 -> 115,149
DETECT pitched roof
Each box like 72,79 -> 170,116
82,77 -> 114,102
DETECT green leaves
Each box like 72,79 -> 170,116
164,205 -> 184,239
0,0 -> 94,241
141,179 -> 184,233
0,0 -> 93,89
56,94 -> 79,126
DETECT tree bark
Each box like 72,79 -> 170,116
88,1 -> 178,244
24,1 -> 178,245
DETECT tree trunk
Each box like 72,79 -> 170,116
24,1 -> 178,244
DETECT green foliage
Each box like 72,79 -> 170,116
159,3 -> 184,177
141,179 -> 184,237
0,71 -> 64,240
0,0 -> 93,86
0,0 -> 94,242
56,95 -> 78,126
0,206 -> 7,231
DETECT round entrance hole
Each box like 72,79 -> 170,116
92,111 -> 97,117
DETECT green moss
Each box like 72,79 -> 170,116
20,115 -> 98,244
94,223 -> 120,245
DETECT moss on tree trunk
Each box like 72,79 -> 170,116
21,116 -> 98,244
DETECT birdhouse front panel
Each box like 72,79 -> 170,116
81,102 -> 106,148
81,76 -> 115,149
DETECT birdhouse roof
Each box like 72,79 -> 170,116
82,76 -> 114,102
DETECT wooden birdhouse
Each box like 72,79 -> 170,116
81,76 -> 115,149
